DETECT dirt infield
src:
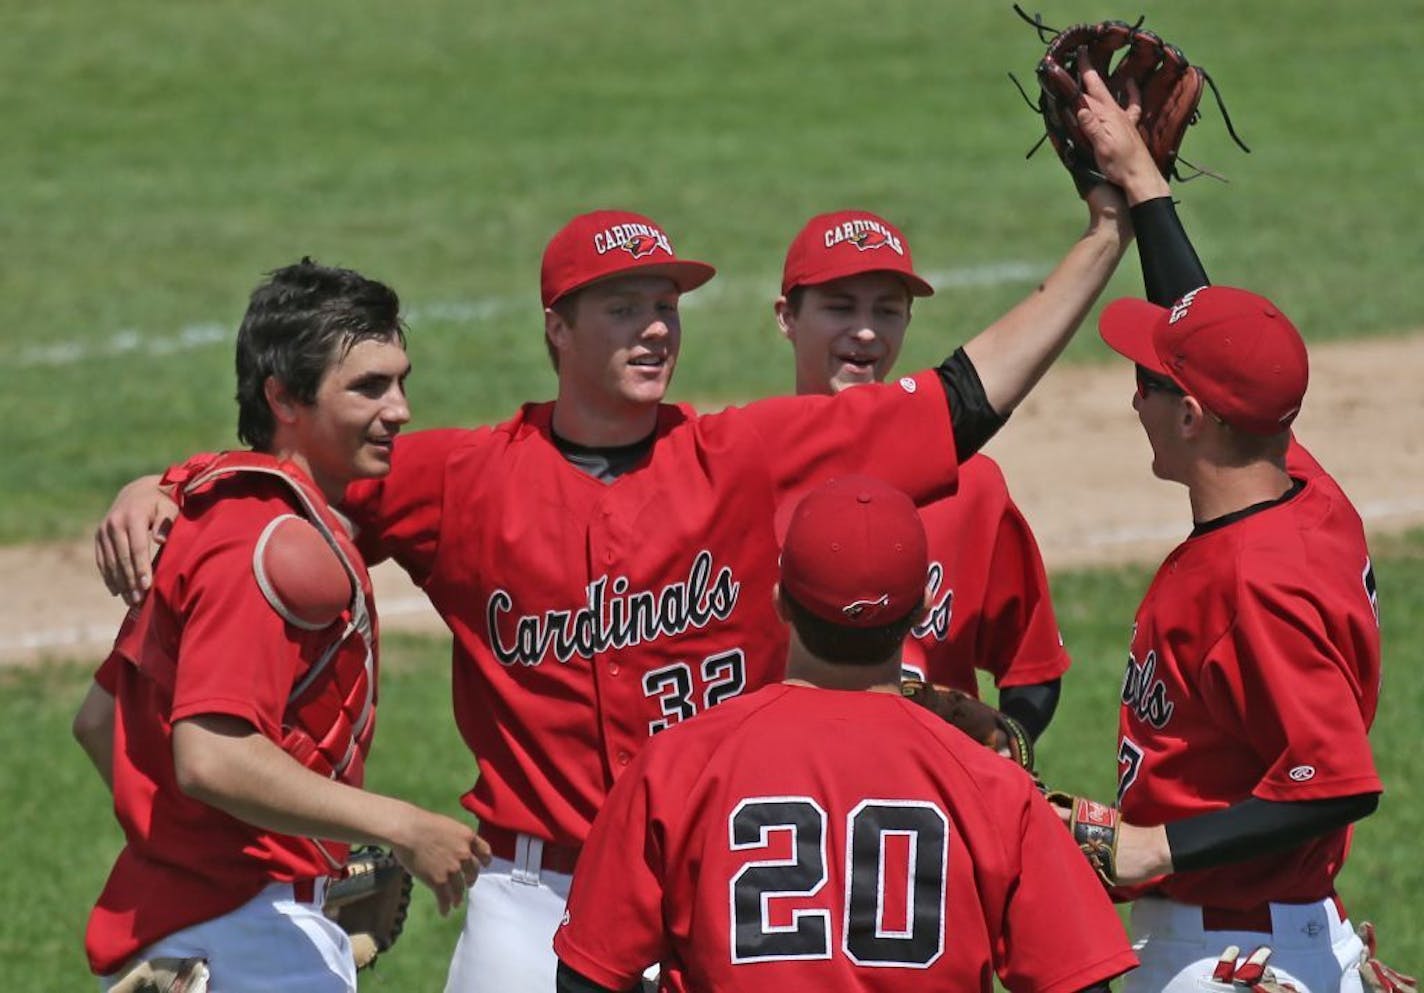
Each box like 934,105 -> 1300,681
5,333 -> 1421,666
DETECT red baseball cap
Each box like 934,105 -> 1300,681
540,209 -> 716,308
1099,285 -> 1309,435
780,476 -> 928,628
781,210 -> 934,298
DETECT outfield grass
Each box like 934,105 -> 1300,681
8,533 -> 1422,992
4,0 -> 1422,542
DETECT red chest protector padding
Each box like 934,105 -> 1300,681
159,452 -> 377,787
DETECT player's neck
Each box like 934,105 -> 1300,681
551,395 -> 660,447
784,650 -> 904,694
1186,460 -> 1293,524
268,444 -> 345,503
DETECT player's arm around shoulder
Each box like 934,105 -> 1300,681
340,426 -> 485,572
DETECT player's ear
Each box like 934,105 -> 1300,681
264,376 -> 301,427
772,582 -> 790,623
1179,395 -> 1209,440
773,296 -> 796,343
545,306 -> 573,349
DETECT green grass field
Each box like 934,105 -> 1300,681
5,0 -> 1423,542
8,531 -> 1422,991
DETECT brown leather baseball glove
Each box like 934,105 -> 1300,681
900,678 -> 1035,772
1011,6 -> 1249,190
324,846 -> 413,970
1045,790 -> 1121,887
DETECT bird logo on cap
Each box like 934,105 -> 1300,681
851,230 -> 893,252
620,234 -> 663,259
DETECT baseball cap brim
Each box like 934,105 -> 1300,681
791,264 -> 935,298
1099,298 -> 1169,373
551,259 -> 716,307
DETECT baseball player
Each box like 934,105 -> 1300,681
1056,71 -> 1385,993
92,97 -> 1162,992
553,475 -> 1138,993
72,260 -> 490,992
775,209 -> 1068,740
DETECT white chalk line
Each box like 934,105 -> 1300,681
8,493 -> 1423,656
10,262 -> 1047,370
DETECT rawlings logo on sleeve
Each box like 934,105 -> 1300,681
487,550 -> 741,666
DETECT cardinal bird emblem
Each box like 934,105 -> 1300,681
851,230 -> 891,252
621,234 -> 662,259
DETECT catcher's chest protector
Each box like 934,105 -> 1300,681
185,454 -> 378,791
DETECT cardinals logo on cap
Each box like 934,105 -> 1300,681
621,234 -> 662,259
592,223 -> 673,258
851,230 -> 892,252
821,218 -> 906,256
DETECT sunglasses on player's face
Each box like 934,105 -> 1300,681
1135,364 -> 1186,400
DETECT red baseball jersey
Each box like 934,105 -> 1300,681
343,372 -> 958,846
555,683 -> 1137,993
1114,442 -> 1381,909
902,453 -> 1069,694
86,458 -> 378,974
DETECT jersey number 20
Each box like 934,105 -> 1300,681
729,797 -> 948,968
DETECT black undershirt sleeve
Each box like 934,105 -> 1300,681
555,961 -> 633,993
937,347 -> 1008,461
1166,793 -> 1379,872
997,679 -> 1061,741
1131,196 -> 1210,306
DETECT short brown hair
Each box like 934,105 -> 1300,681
235,258 -> 405,451
782,588 -> 918,666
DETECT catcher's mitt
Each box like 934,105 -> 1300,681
900,679 -> 1035,772
1010,5 -> 1249,190
1045,791 -> 1119,886
1358,922 -> 1419,993
324,845 -> 414,970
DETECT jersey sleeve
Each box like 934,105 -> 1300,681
1201,574 -> 1381,802
340,428 -> 468,585
167,496 -> 311,739
979,485 -> 1070,688
731,369 -> 958,509
997,793 -> 1138,993
554,747 -> 669,989
93,651 -> 123,695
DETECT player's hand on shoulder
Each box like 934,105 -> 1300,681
389,805 -> 492,916
95,473 -> 176,605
